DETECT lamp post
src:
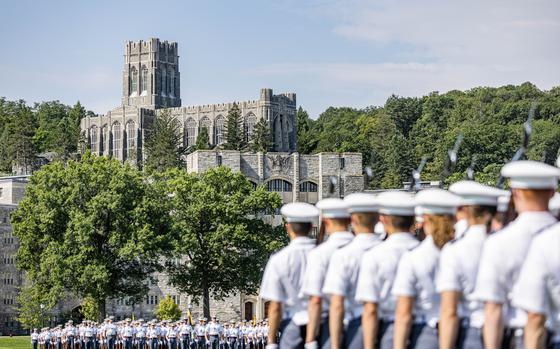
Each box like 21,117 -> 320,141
39,304 -> 45,328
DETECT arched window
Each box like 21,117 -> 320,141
214,116 -> 225,145
126,121 -> 136,153
299,181 -> 318,192
245,113 -> 257,143
141,66 -> 148,93
100,125 -> 108,155
90,126 -> 98,152
112,123 -> 122,159
200,117 -> 211,134
267,179 -> 292,192
161,69 -> 167,95
184,118 -> 197,147
130,68 -> 138,96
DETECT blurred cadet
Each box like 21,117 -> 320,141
194,318 -> 206,349
206,316 -> 222,349
32,328 -> 39,349
393,188 -> 460,349
301,198 -> 353,349
491,192 -> 512,232
259,202 -> 318,349
438,181 -> 506,349
355,191 -> 419,349
322,193 -> 381,349
414,206 -> 426,241
167,322 -> 178,349
453,203 -> 469,239
549,191 -> 560,219
147,322 -> 158,349
474,160 -> 560,349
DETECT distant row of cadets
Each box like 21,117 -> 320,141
259,160 -> 560,349
31,316 -> 270,349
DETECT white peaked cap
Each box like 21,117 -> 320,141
449,180 -> 508,206
501,160 -> 560,189
415,206 -> 425,223
281,202 -> 319,223
549,192 -> 560,215
497,193 -> 511,213
316,198 -> 350,218
343,193 -> 378,213
415,188 -> 461,215
377,191 -> 415,216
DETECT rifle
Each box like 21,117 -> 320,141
409,157 -> 428,192
496,102 -> 536,188
440,134 -> 463,187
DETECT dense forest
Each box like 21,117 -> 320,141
1,82 -> 560,188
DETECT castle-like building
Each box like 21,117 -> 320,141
0,38 -> 364,334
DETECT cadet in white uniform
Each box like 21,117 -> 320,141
259,202 -> 318,349
322,193 -> 382,349
549,192 -> 560,219
206,317 -> 222,349
513,221 -> 560,349
355,191 -> 419,349
393,189 -> 461,349
438,181 -> 505,349
301,198 -> 354,349
474,160 -> 560,349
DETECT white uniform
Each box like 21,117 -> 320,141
513,223 -> 560,343
474,211 -> 557,329
454,218 -> 468,239
260,236 -> 315,325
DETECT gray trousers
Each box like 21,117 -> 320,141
379,321 -> 394,349
408,324 -> 438,349
344,316 -> 363,349
456,326 -> 483,349
318,316 -> 330,349
279,319 -> 306,349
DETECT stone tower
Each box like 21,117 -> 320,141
122,38 -> 181,109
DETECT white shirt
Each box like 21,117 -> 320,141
392,236 -> 440,327
454,218 -> 468,239
513,223 -> 560,340
437,224 -> 487,328
355,232 -> 419,320
105,323 -> 117,336
474,211 -> 557,328
260,236 -> 315,325
301,232 -> 354,298
195,324 -> 206,336
206,322 -> 221,336
322,233 -> 382,321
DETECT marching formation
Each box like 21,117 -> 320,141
260,160 -> 560,349
31,316 -> 270,349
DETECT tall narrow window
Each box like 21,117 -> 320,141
130,68 -> 138,95
126,121 -> 136,156
161,69 -> 167,95
169,70 -> 175,96
245,114 -> 257,143
100,126 -> 108,155
185,119 -> 197,147
214,116 -> 225,145
141,66 -> 148,93
90,126 -> 98,153
112,123 -> 122,159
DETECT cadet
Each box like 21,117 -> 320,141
147,322 -> 158,349
513,221 -> 560,349
32,328 -> 39,349
206,317 -> 222,349
259,202 -> 319,349
194,318 -> 206,349
392,188 -> 460,349
322,193 -> 382,349
66,321 -> 76,349
301,198 -> 353,349
437,181 -> 505,349
474,160 -> 560,349
225,320 -> 238,349
355,191 -> 419,349
549,191 -> 560,219
167,322 -> 179,349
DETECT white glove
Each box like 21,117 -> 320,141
266,344 -> 279,349
305,341 -> 318,349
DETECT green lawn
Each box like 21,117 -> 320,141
0,336 -> 29,349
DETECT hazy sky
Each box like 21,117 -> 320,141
1,0 -> 558,118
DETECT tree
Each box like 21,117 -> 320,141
0,102 -> 37,174
162,167 -> 285,318
11,153 -> 172,320
155,295 -> 182,321
296,107 -> 316,154
195,127 -> 210,150
223,103 -> 245,150
16,285 -> 52,330
80,296 -> 100,321
249,118 -> 272,153
144,109 -> 185,172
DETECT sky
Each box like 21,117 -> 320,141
0,0 -> 559,118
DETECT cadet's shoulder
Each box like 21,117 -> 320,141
532,223 -> 560,247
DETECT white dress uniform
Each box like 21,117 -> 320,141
453,218 -> 468,239
438,181 -> 506,349
322,193 -> 381,349
355,191 -> 419,349
260,202 -> 319,349
474,160 -> 560,348
549,192 -> 560,218
513,223 -> 560,347
301,198 -> 353,349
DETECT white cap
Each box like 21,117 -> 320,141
449,180 -> 507,206
414,206 -> 425,223
501,160 -> 560,189
281,202 -> 319,223
316,198 -> 350,219
343,193 -> 378,213
497,193 -> 511,213
377,191 -> 415,216
549,192 -> 560,215
415,188 -> 461,215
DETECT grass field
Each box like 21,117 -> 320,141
0,336 -> 29,349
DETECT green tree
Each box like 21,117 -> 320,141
296,107 -> 316,154
0,102 -> 37,174
11,153 -> 172,319
80,296 -> 100,321
195,127 -> 210,150
223,103 -> 244,150
155,295 -> 182,321
162,167 -> 285,318
249,118 -> 272,153
144,109 -> 185,172
16,285 -> 52,330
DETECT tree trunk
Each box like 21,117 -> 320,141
98,298 -> 106,322
202,279 -> 210,319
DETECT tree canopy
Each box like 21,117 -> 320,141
249,118 -> 272,153
223,103 -> 245,150
144,109 -> 185,172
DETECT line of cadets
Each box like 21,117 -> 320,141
31,315 -> 271,349
259,160 -> 560,349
